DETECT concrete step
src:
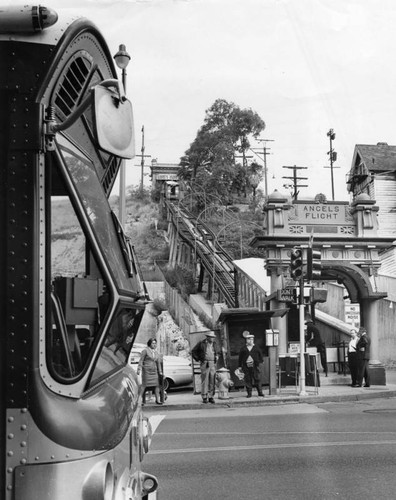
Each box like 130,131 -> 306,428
319,372 -> 351,386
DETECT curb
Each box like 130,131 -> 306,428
144,388 -> 396,412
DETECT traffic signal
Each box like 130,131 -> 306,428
290,247 -> 303,281
307,248 -> 322,280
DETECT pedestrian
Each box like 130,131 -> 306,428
356,326 -> 371,387
238,331 -> 264,398
305,314 -> 328,376
348,328 -> 359,387
137,338 -> 163,405
192,332 -> 218,404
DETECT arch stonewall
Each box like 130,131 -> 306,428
250,191 -> 396,370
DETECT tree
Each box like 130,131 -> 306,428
179,99 -> 265,204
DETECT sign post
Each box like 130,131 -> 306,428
345,302 -> 360,328
298,276 -> 307,396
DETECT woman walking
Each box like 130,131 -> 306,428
137,338 -> 163,405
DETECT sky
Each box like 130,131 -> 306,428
11,0 -> 396,200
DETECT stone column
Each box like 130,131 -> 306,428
361,298 -> 379,363
351,194 -> 379,237
361,298 -> 386,384
269,270 -> 288,353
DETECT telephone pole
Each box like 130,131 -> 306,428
282,165 -> 308,200
324,128 -> 340,201
251,138 -> 274,199
136,125 -> 151,196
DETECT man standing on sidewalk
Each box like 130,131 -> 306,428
305,314 -> 328,376
356,326 -> 371,387
348,328 -> 359,387
238,331 -> 264,398
192,332 -> 218,404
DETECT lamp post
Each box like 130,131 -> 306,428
114,44 -> 131,228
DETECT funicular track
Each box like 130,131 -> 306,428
165,200 -> 237,308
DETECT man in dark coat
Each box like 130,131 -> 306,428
238,331 -> 264,398
192,332 -> 218,403
356,326 -> 371,387
305,314 -> 328,376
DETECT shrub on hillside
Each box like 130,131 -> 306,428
164,265 -> 197,301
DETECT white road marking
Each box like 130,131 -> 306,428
149,439 -> 396,455
148,414 -> 166,434
156,403 -> 329,419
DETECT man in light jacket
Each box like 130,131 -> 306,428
192,332 -> 218,404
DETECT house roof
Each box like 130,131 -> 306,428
233,258 -> 271,292
218,307 -> 289,323
353,143 -> 396,173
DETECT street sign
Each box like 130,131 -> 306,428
277,287 -> 296,302
345,303 -> 360,326
277,286 -> 328,304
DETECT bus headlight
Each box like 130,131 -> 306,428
0,5 -> 58,32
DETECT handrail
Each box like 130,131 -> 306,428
165,199 -> 236,307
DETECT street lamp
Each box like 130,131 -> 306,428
114,44 -> 131,228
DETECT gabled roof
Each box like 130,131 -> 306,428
233,258 -> 271,292
353,143 -> 396,173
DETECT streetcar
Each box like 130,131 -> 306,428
0,5 -> 158,499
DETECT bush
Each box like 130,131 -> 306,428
150,298 -> 167,316
164,265 -> 197,300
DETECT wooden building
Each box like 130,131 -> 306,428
347,142 -> 396,237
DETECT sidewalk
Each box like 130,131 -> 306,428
143,369 -> 396,412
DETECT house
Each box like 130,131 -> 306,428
347,142 -> 396,236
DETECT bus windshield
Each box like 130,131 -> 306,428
56,135 -> 134,292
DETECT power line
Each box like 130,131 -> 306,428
135,125 -> 151,194
282,165 -> 308,200
252,138 -> 274,199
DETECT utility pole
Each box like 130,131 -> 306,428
251,138 -> 274,200
235,153 -> 253,168
324,128 -> 340,201
282,165 -> 308,200
135,125 -> 151,196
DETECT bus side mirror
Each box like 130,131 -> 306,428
93,80 -> 135,159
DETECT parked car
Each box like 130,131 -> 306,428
129,343 -> 193,390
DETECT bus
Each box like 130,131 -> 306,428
0,5 -> 158,499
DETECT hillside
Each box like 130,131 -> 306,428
51,184 -> 264,280
51,186 -> 168,278
112,188 -> 169,275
